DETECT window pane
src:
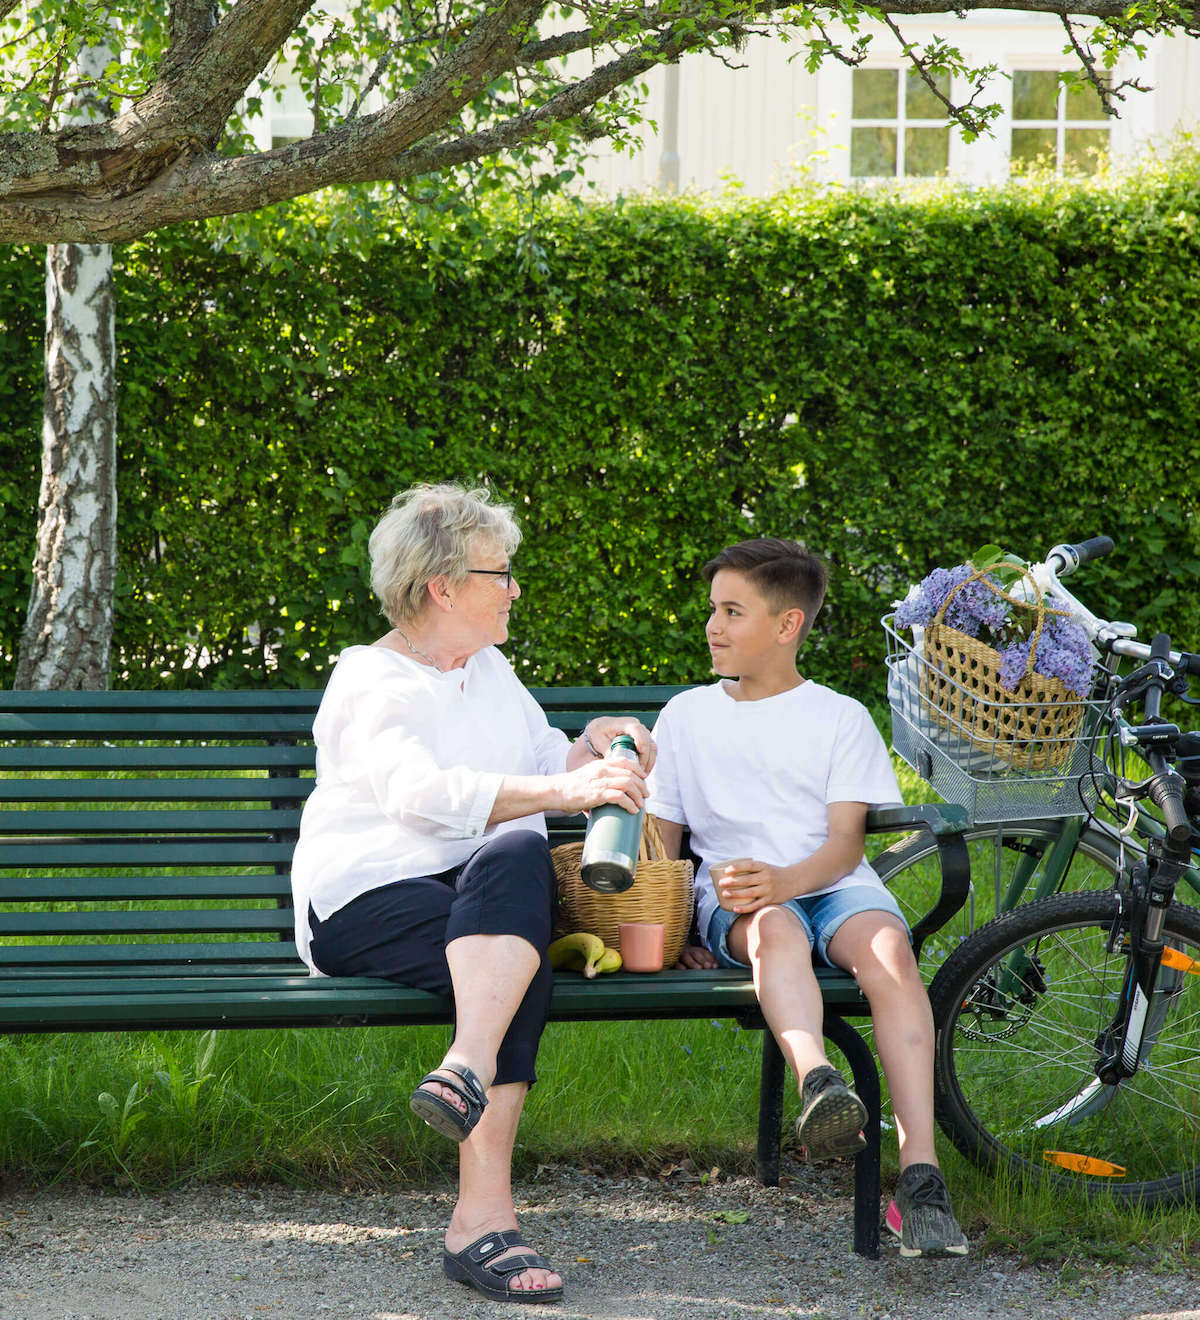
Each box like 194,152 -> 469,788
1011,127 -> 1057,170
1064,79 -> 1108,121
851,126 -> 897,177
853,69 -> 898,119
906,71 -> 950,120
1063,129 -> 1109,174
905,127 -> 949,176
1013,70 -> 1059,120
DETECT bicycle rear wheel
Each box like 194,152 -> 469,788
871,821 -> 1123,976
929,890 -> 1200,1207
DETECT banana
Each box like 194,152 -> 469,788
548,932 -> 606,977
595,947 -> 622,974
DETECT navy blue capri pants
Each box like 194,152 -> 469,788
307,829 -> 556,1086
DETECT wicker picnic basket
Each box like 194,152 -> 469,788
920,564 -> 1087,774
553,814 -> 694,968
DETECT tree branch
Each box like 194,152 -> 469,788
159,0 -> 220,80
1,0 -> 1197,243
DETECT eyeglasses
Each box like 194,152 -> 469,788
466,566 -> 514,590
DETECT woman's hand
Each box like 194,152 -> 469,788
554,754 -> 648,816
713,859 -> 797,914
583,717 -> 657,773
676,944 -> 718,970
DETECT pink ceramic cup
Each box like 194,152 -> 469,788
618,921 -> 665,973
711,858 -> 752,911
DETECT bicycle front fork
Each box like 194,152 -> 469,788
1095,852 -> 1186,1083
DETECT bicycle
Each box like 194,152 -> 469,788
874,538 -> 1200,968
881,539 -> 1200,1206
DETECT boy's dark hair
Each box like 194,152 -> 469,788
703,538 -> 828,642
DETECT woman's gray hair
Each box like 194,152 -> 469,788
369,482 -> 521,625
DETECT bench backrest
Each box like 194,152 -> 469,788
0,687 -> 688,971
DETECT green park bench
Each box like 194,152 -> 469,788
0,687 -> 969,1258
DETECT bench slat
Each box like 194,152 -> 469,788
0,940 -> 302,968
0,778 -> 314,803
0,841 -> 294,866
0,874 -> 292,901
0,967 -> 859,1033
0,910 -> 290,937
0,691 -> 324,712
0,747 -> 315,771
0,713 -> 316,737
0,807 -> 303,834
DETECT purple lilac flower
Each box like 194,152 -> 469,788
944,573 -> 1010,637
1031,615 -> 1095,696
895,563 -> 1007,638
996,615 -> 1095,697
998,637 -> 1035,691
895,564 -> 974,630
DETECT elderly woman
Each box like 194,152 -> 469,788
290,482 -> 652,1306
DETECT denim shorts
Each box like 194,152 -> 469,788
706,883 -> 909,970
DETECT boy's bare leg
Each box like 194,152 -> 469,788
826,910 -> 938,1170
727,905 -> 828,1082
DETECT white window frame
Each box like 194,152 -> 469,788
847,65 -> 954,180
1007,63 -> 1113,176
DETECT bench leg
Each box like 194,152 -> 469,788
756,1029 -> 785,1187
823,1014 -> 882,1260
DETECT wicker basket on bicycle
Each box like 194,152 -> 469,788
553,814 -> 694,968
921,564 -> 1087,774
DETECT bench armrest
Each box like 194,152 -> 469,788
864,803 -> 970,962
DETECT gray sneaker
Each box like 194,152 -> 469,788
796,1066 -> 868,1160
889,1163 -> 969,1259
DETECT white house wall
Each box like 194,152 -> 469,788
580,16 -> 1200,196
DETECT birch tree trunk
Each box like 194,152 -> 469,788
14,39 -> 117,690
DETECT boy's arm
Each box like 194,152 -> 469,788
713,802 -> 868,914
651,816 -> 683,860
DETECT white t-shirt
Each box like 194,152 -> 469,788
646,680 -> 902,940
290,644 -> 570,972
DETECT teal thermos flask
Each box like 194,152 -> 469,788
580,734 -> 644,894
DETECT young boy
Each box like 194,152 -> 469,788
647,538 -> 968,1260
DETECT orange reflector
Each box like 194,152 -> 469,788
1042,1151 -> 1126,1177
1160,947 -> 1200,975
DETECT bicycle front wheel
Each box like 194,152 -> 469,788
929,890 -> 1200,1207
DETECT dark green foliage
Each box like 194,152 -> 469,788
2,159 -> 1198,694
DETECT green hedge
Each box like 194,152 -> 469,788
2,158 -> 1199,696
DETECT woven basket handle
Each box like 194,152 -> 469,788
639,813 -> 666,864
934,562 -> 1068,685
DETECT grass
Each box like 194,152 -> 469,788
1,739 -> 1198,1268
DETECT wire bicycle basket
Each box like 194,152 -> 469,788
883,613 -> 1106,823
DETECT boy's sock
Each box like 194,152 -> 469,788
888,1163 -> 969,1259
796,1065 -> 868,1160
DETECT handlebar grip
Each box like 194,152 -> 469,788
1148,773 -> 1194,846
1145,633 -> 1172,720
1067,536 -> 1114,566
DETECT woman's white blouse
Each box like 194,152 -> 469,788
290,644 -> 570,972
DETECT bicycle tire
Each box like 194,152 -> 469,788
929,890 -> 1200,1208
872,821 -> 1123,975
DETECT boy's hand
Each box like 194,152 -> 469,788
714,859 -> 795,913
676,944 -> 718,969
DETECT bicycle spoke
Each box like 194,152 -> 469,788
931,892 -> 1200,1206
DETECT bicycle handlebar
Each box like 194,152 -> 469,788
1047,536 -> 1115,577
1147,772 -> 1193,845
1137,634 -> 1193,846
1028,538 -> 1200,674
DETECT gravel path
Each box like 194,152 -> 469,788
1,1164 -> 1197,1320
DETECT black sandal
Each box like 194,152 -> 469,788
443,1229 -> 563,1304
409,1061 -> 488,1142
